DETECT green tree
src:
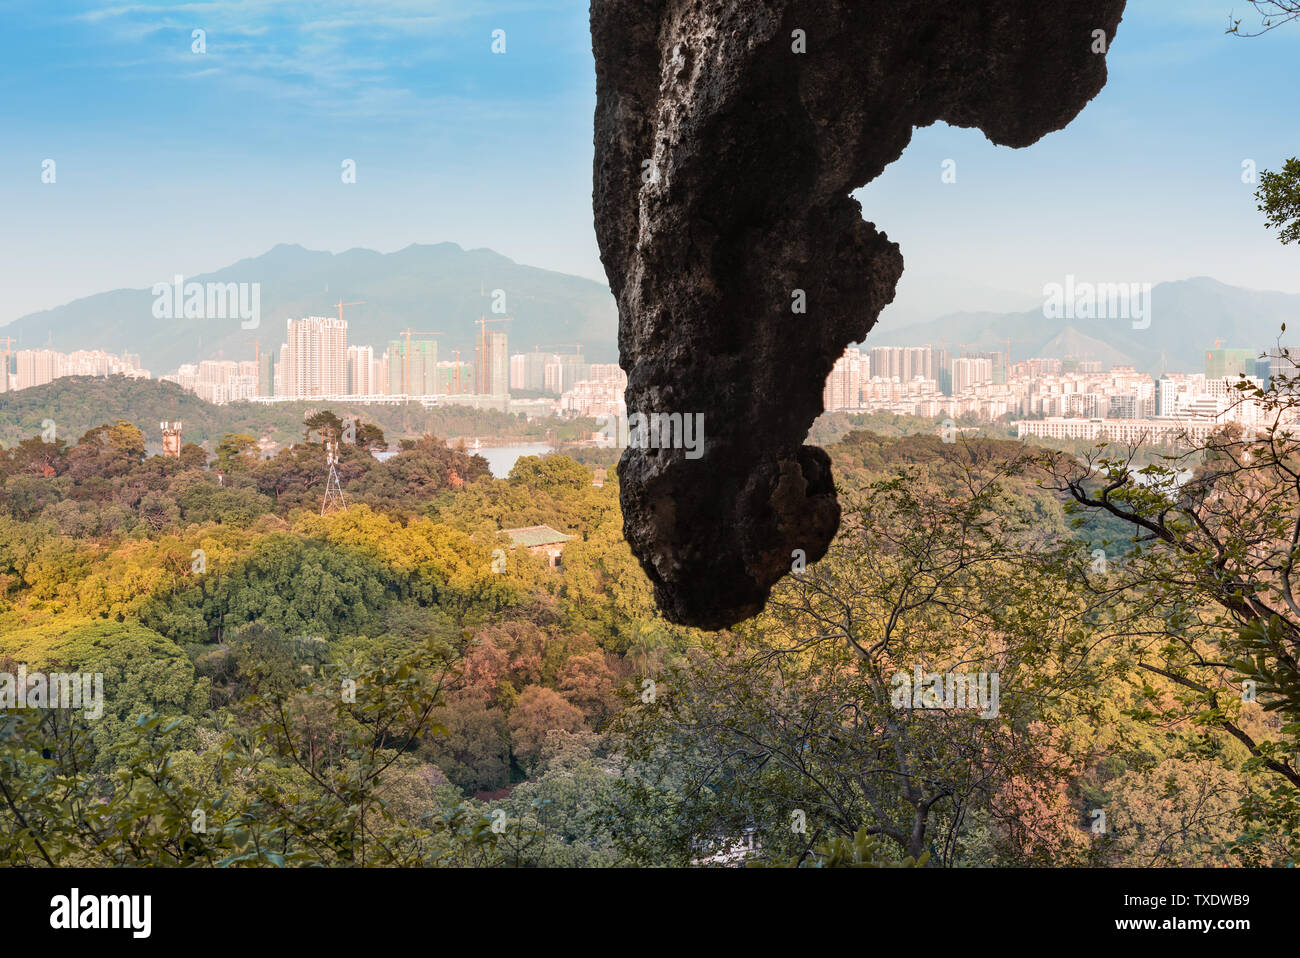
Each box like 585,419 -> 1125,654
303,410 -> 343,444
215,433 -> 258,473
0,621 -> 210,770
1256,157 -> 1300,246
612,449 -> 1111,866
1041,385 -> 1300,861
0,638 -> 524,866
508,454 -> 593,492
355,421 -> 386,452
179,442 -> 209,470
509,686 -> 586,773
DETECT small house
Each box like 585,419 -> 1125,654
501,525 -> 575,569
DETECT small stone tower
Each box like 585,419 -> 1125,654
161,421 -> 183,458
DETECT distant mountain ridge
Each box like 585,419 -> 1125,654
0,243 -> 620,374
867,277 -> 1300,373
8,259 -> 1298,379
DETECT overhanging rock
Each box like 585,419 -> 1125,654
592,0 -> 1126,629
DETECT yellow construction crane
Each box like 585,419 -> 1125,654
478,316 -> 514,337
332,300 -> 365,324
451,349 -> 465,394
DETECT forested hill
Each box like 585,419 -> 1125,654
0,415 -> 1287,867
0,376 -> 594,450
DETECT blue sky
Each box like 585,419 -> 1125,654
0,0 -> 1297,326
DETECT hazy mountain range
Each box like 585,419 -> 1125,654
869,277 -> 1300,374
876,271 -> 1045,329
3,245 -> 1297,379
0,243 -> 621,375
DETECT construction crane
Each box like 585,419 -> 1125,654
1213,338 -> 1226,350
1002,337 -> 1034,367
475,316 -> 513,394
451,349 -> 464,394
332,300 -> 365,324
398,328 -> 444,396
534,343 -> 583,355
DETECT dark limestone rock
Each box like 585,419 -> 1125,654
592,0 -> 1126,630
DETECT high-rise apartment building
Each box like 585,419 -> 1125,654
436,360 -> 474,394
256,350 -> 274,398
823,348 -> 865,411
870,346 -> 899,381
384,345 -> 401,395
15,350 -> 60,390
384,339 -> 438,396
951,356 -> 993,394
174,359 -> 258,404
1156,375 -> 1177,416
586,363 -> 624,383
512,350 -> 600,394
510,351 -> 553,392
283,317 -> 347,398
347,345 -> 376,396
4,348 -> 144,393
544,358 -> 590,395
1256,348 -> 1293,390
410,340 -> 438,396
903,346 -> 933,382
478,330 -> 509,395
869,345 -> 936,384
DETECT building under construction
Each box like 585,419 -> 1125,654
475,318 -> 511,396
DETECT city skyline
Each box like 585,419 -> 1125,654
820,342 -> 1293,436
2,1 -> 1298,330
6,327 -> 1290,448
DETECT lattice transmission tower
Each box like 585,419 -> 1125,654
321,439 -> 347,515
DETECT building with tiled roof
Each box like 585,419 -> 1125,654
501,525 -> 575,568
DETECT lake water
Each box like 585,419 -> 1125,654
373,443 -> 554,477
478,443 -> 554,477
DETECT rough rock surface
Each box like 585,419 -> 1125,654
592,0 -> 1127,630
